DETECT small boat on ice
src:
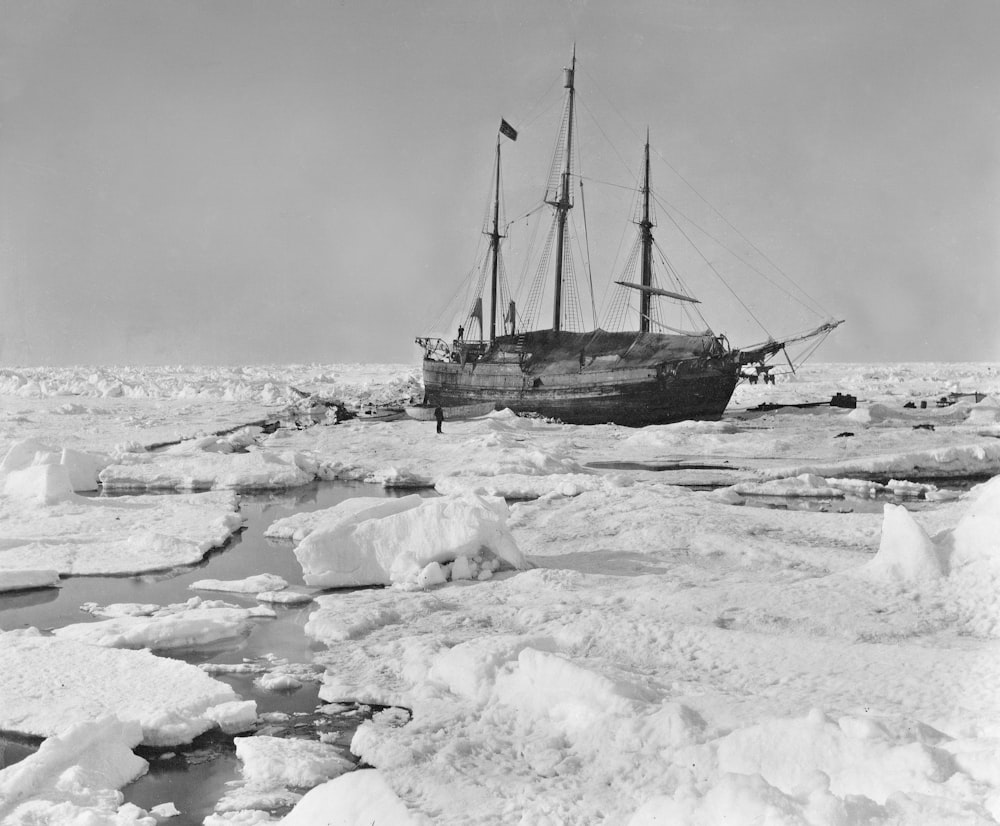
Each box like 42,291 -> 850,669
415,50 -> 842,427
356,403 -> 406,422
404,401 -> 499,421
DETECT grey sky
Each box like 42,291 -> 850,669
2,0 -> 998,365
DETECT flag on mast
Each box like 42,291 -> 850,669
499,119 -> 518,141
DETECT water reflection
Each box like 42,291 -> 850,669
0,482 -> 427,633
0,586 -> 59,616
0,481 -> 437,818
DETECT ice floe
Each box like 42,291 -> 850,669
52,597 -> 273,651
284,493 -> 527,589
214,735 -> 354,815
100,445 -> 316,492
0,478 -> 243,576
0,632 -> 256,745
0,717 -> 151,825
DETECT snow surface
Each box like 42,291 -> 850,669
191,574 -> 290,594
0,716 -> 152,825
0,452 -> 243,577
53,596 -> 275,651
0,632 -> 256,746
212,735 -> 354,814
2,362 -> 1000,824
0,569 -> 60,593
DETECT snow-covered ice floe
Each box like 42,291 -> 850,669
0,569 -> 60,593
273,469 -> 1000,824
0,716 -> 152,825
1,438 -> 108,492
213,734 -> 354,815
191,573 -> 289,594
276,769 -> 418,825
268,492 -> 527,589
434,470 -> 629,500
100,442 -> 317,492
763,441 -> 1000,481
53,596 -> 274,651
0,459 -> 243,576
0,631 -> 257,745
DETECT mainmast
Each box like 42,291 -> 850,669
488,136 -> 502,342
548,48 -> 576,332
639,132 -> 653,333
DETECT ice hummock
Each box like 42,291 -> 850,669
276,492 -> 528,589
0,716 -> 151,825
213,735 -> 354,814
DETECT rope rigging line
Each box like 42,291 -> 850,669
603,238 -> 641,331
576,94 -> 635,182
650,191 -> 828,320
520,220 -> 558,330
512,204 -> 545,305
503,203 -> 547,235
657,206 -> 773,339
645,144 -> 831,319
577,178 -> 598,329
544,94 -> 573,202
515,72 -> 564,136
652,241 -> 710,333
577,58 -> 831,320
427,251 -> 486,335
559,232 -> 585,332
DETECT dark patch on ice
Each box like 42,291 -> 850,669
587,460 -> 734,472
531,550 -> 669,577
145,400 -> 351,453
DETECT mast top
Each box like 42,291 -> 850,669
564,46 -> 576,89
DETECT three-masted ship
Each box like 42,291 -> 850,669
415,52 -> 841,427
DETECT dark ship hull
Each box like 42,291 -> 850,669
421,329 -> 742,427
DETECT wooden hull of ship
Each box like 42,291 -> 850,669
421,331 -> 741,427
423,361 -> 737,426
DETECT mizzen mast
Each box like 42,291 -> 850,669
639,132 -> 654,333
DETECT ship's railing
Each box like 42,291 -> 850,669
416,337 -> 489,364
415,337 -> 451,362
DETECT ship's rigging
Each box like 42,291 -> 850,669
426,53 -> 839,380
415,50 -> 842,426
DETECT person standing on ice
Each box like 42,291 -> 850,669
434,405 -> 444,434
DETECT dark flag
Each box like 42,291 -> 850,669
499,119 -> 518,141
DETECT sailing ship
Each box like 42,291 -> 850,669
415,51 -> 842,427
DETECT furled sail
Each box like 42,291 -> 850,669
614,281 -> 701,304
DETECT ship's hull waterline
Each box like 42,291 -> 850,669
420,329 -> 742,427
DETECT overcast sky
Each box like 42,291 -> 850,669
2,0 -> 998,366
